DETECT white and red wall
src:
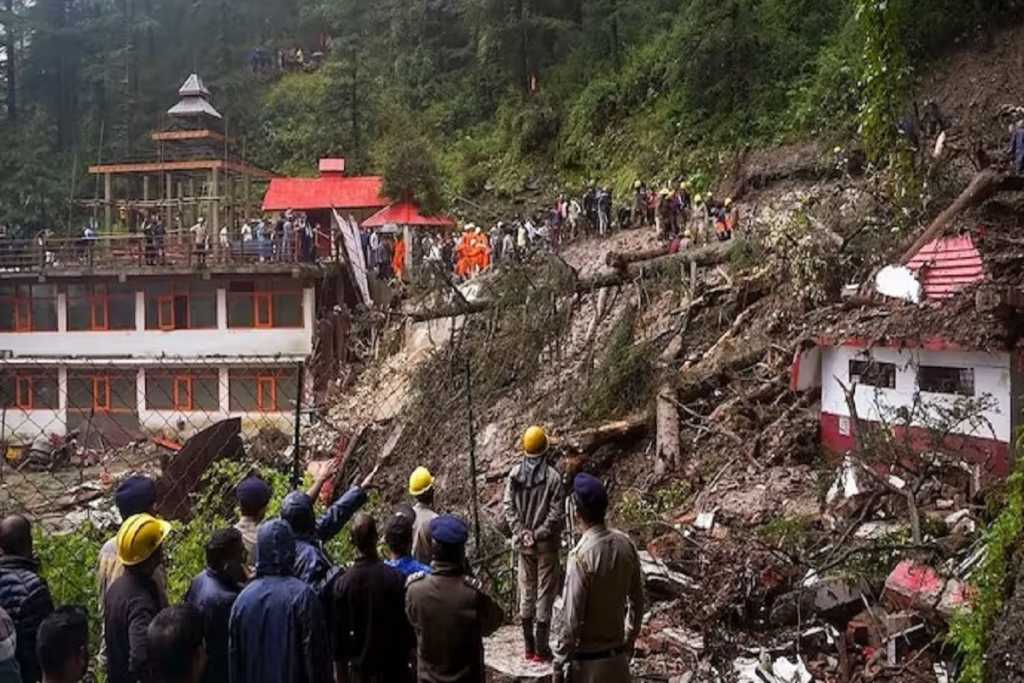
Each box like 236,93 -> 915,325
795,340 -> 1016,477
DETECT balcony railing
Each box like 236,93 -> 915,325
0,232 -> 334,272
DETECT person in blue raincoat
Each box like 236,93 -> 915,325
280,464 -> 380,595
227,519 -> 331,683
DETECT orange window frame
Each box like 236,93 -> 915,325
157,296 -> 175,330
173,375 -> 193,411
15,376 -> 32,410
256,376 -> 277,411
91,295 -> 109,330
93,376 -> 111,411
254,293 -> 273,328
14,300 -> 30,332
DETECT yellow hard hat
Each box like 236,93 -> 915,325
694,194 -> 702,203
522,426 -> 549,456
725,198 -> 733,207
409,466 -> 435,496
116,514 -> 171,566
634,180 -> 642,189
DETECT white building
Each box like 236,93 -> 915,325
792,233 -> 1023,480
0,254 -> 348,444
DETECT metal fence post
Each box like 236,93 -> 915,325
291,363 -> 305,488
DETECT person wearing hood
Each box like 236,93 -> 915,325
185,529 -> 246,683
228,520 -> 331,683
502,426 -> 564,662
280,463 -> 378,593
0,515 -> 54,682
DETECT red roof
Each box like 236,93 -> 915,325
906,235 -> 985,300
362,201 -> 456,228
262,175 -> 388,212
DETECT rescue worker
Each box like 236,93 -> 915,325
503,426 -> 564,662
552,474 -> 644,683
385,506 -> 432,578
184,529 -> 245,683
228,519 -> 331,683
37,606 -> 90,683
0,515 -> 54,683
146,605 -> 206,683
280,463 -> 377,594
332,513 -> 414,682
104,514 -> 172,683
234,475 -> 273,571
405,516 -> 504,683
392,236 -> 407,281
408,467 -> 439,565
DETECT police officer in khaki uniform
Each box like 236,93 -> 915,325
503,426 -> 564,662
406,515 -> 504,683
553,474 -> 644,683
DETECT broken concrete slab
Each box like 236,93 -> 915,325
484,625 -> 551,681
882,560 -> 969,618
638,550 -> 699,601
771,574 -> 871,626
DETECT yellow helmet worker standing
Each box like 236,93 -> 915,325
504,426 -> 564,662
522,426 -> 549,457
117,513 -> 172,566
408,467 -> 438,565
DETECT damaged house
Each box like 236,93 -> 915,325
794,231 -> 1024,479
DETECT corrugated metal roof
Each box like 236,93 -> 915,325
167,97 -> 222,119
907,235 -> 985,300
363,201 -> 455,228
261,176 -> 388,211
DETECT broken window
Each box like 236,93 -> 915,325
144,282 -> 217,330
228,368 -> 299,412
145,370 -> 220,411
67,283 -> 136,331
0,285 -> 58,332
0,369 -> 58,410
227,281 -> 303,329
849,359 -> 896,389
918,366 -> 975,397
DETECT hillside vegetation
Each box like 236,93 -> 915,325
0,0 -> 1021,226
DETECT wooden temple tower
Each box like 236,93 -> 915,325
85,74 -> 275,233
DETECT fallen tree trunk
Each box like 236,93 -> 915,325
558,415 -> 650,454
656,384 -> 681,473
900,168 -> 1024,263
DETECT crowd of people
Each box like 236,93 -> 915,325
374,179 -> 741,287
0,424 -> 644,683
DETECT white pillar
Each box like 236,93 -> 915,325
217,289 -> 228,330
56,291 -> 67,332
136,368 -> 145,416
135,291 -> 145,332
302,287 -> 315,352
219,366 -> 230,414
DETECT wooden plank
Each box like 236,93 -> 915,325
88,159 -> 276,179
150,129 -> 227,143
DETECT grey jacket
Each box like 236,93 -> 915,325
502,458 -> 565,554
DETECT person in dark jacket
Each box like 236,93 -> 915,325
332,513 -> 414,683
228,519 -> 331,683
104,514 -> 171,683
147,605 -> 206,683
0,607 -> 19,683
405,516 -> 504,683
0,514 -> 54,683
185,529 -> 244,683
503,426 -> 564,661
281,464 -> 376,594
37,606 -> 90,683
